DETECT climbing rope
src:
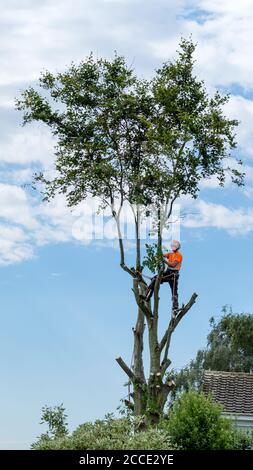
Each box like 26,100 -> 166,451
128,348 -> 135,403
135,270 -> 153,281
135,270 -> 176,282
172,272 -> 176,312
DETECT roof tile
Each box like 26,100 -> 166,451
203,371 -> 253,414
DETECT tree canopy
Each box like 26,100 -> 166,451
171,307 -> 253,398
16,38 -> 243,215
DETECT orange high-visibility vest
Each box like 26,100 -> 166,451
164,251 -> 183,270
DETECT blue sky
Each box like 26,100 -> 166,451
1,0 -> 253,449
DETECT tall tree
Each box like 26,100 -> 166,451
171,307 -> 253,399
16,39 -> 243,423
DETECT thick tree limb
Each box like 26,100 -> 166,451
116,356 -> 135,380
129,202 -> 141,271
120,260 -> 136,277
159,292 -> 198,354
159,293 -> 198,377
132,279 -> 152,320
109,194 -> 136,278
173,291 -> 198,328
153,269 -> 163,319
116,220 -> 136,277
132,308 -> 145,382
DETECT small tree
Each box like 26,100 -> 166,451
163,390 -> 233,450
31,404 -> 68,449
16,38 -> 244,423
171,308 -> 253,398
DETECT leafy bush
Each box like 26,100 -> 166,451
162,390 -> 234,450
32,411 -> 176,450
231,428 -> 253,450
32,397 -> 253,450
31,404 -> 68,449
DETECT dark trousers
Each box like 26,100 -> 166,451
146,269 -> 179,309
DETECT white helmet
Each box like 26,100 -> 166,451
171,239 -> 181,251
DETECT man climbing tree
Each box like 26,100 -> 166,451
145,240 -> 182,315
16,38 -> 244,424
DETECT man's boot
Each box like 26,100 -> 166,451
172,295 -> 179,317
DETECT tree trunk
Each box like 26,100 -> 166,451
114,202 -> 198,423
117,273 -> 198,423
132,304 -> 147,416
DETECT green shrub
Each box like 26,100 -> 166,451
162,390 -> 234,450
34,396 -> 252,450
32,412 -> 176,450
126,427 -> 174,450
31,404 -> 68,449
231,428 -> 253,450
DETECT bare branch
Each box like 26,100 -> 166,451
159,293 -> 198,374
153,269 -> 163,318
174,292 -> 198,324
166,194 -> 178,220
116,356 -> 135,380
132,279 -> 152,320
132,308 -> 146,383
109,193 -> 136,278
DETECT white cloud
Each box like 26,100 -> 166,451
0,176 -> 253,267
195,0 -> 253,15
1,0 -> 253,266
0,185 -> 90,264
0,0 -> 188,87
0,125 -> 55,166
0,224 -> 34,265
0,183 -> 38,229
183,199 -> 253,235
32,195 -> 77,246
225,96 -> 253,158
0,181 -> 116,265
1,0 -> 253,91
0,168 -> 35,184
150,0 -> 253,90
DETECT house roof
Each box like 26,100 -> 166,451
203,370 -> 253,415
